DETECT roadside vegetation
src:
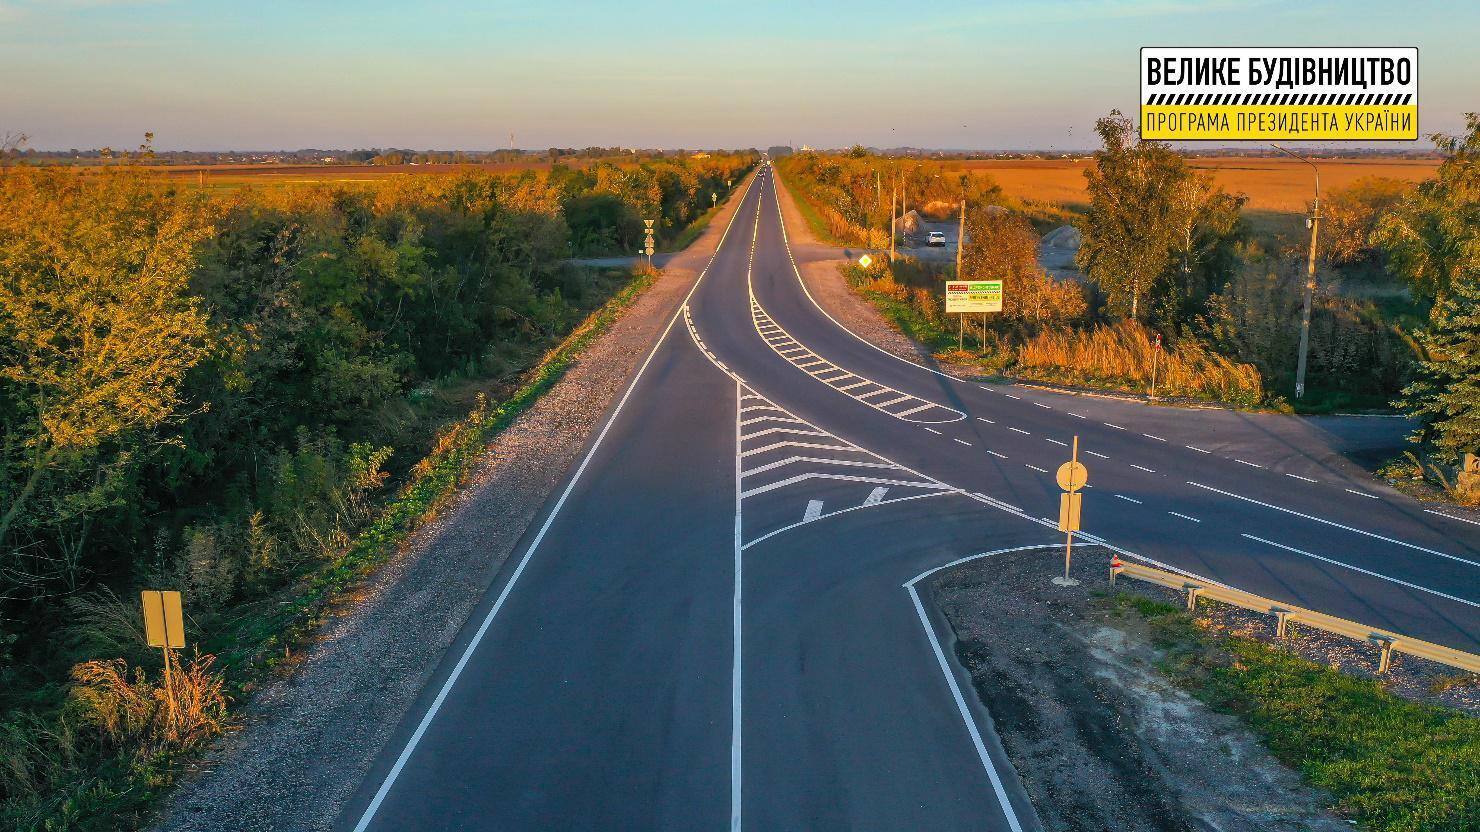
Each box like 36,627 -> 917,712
0,151 -> 753,830
780,114 -> 1480,475
1109,592 -> 1479,832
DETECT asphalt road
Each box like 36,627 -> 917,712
339,164 -> 1477,831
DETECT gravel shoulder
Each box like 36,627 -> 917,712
931,546 -> 1352,832
152,171 -> 758,832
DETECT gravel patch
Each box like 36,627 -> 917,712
152,172 -> 757,832
931,546 -> 1351,832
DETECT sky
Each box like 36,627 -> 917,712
1,0 -> 1475,151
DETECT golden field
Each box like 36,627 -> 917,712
956,156 -> 1441,238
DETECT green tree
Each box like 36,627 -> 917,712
1374,113 -> 1480,304
1380,114 -> 1480,454
1076,111 -> 1243,323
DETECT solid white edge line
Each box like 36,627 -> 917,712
1241,534 -> 1479,609
902,544 -> 1057,832
351,167 -> 764,832
731,377 -> 744,832
1426,509 -> 1480,528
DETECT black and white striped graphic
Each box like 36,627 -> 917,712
1144,91 -> 1414,106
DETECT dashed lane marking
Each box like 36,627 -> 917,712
1168,511 -> 1201,523
1008,427 -> 1031,435
1235,459 -> 1262,468
954,438 -> 972,446
1045,438 -> 1068,447
1026,464 -> 1049,474
1104,422 -> 1126,430
925,427 -> 943,435
1115,494 -> 1143,504
1086,450 -> 1109,459
1346,488 -> 1379,499
987,450 -> 1008,459
1186,445 -> 1211,454
1131,464 -> 1156,473
1285,473 -> 1317,483
1034,402 -> 1052,410
1143,434 -> 1166,442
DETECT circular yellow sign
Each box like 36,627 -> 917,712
1056,461 -> 1088,491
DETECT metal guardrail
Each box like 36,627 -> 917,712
1110,558 -> 1480,675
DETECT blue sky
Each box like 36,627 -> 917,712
1,0 -> 1474,150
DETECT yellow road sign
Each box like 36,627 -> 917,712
141,590 -> 184,649
1056,460 -> 1088,491
1058,492 -> 1082,533
859,254 -> 873,268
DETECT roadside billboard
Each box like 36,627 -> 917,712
945,280 -> 1003,314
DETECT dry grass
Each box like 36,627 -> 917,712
1014,320 -> 1264,406
956,156 -> 1440,239
68,650 -> 229,759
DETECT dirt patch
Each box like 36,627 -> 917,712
931,546 -> 1351,832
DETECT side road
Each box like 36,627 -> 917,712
766,172 -> 1415,487
153,170 -> 759,832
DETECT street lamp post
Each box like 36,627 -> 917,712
1271,143 -> 1320,400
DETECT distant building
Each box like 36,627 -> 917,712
767,145 -> 793,157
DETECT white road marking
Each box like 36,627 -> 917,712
863,486 -> 888,507
925,427 -> 943,435
743,490 -> 953,551
877,394 -> 914,408
1069,412 -> 1087,419
803,499 -> 824,522
1086,450 -> 1109,459
1235,459 -> 1262,468
1104,422 -> 1126,430
1186,445 -> 1211,454
1008,427 -> 1031,435
1168,511 -> 1201,523
1131,464 -> 1156,473
954,438 -> 972,446
1027,464 -> 1049,473
1005,394 -> 1022,400
977,417 -> 995,424
1189,481 -> 1479,568
904,546 -> 1044,832
987,450 -> 1008,459
1241,534 -> 1479,609
740,440 -> 858,458
1143,434 -> 1166,442
837,380 -> 871,391
740,426 -> 829,441
1346,488 -> 1379,499
896,402 -> 937,417
351,168 -> 767,832
1425,509 -> 1480,527
1285,473 -> 1317,483
740,456 -> 897,478
741,472 -> 948,499
1034,402 -> 1052,410
1045,438 -> 1068,447
1114,494 -> 1142,504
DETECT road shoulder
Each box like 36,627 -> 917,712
152,171 -> 758,832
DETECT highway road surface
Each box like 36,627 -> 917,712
339,164 -> 1478,831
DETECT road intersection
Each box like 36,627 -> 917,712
341,163 -> 1477,831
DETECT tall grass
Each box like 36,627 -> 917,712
1015,320 -> 1264,406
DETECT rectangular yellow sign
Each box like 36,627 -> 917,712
1058,492 -> 1082,533
1140,47 -> 1418,141
141,590 -> 185,649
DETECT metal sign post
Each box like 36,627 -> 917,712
1053,437 -> 1087,586
141,590 -> 185,727
643,218 -> 655,266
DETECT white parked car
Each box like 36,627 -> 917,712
927,231 -> 947,247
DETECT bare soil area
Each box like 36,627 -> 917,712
931,546 -> 1352,832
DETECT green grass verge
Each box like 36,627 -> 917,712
662,204 -> 718,253
1112,593 -> 1480,832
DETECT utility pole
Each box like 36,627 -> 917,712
1271,143 -> 1320,400
889,177 -> 898,263
957,197 -> 967,353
